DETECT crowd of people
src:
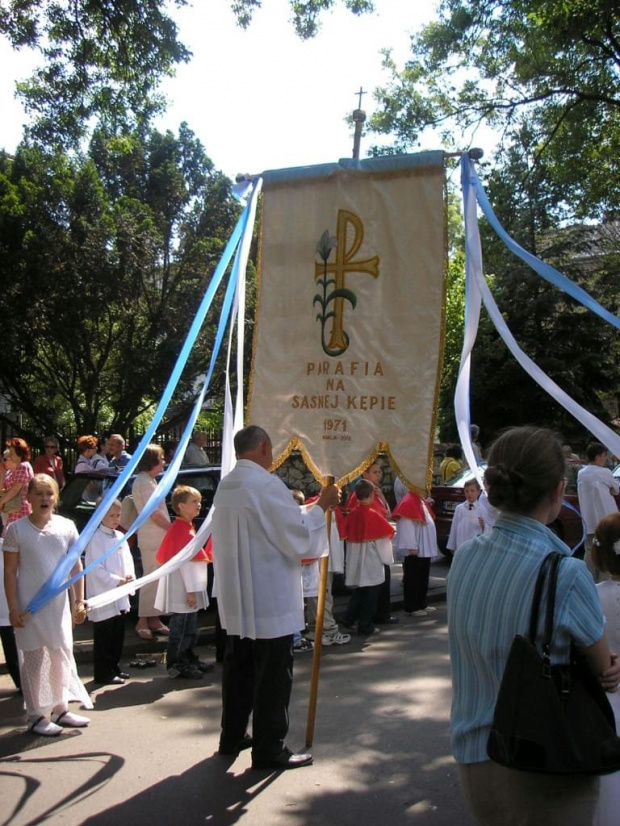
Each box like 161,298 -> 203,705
1,425 -> 620,820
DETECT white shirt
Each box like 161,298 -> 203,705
182,442 -> 210,467
577,464 -> 619,533
85,525 -> 135,622
212,459 -> 327,639
477,492 -> 500,533
394,477 -> 408,504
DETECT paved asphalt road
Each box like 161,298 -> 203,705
0,562 -> 474,826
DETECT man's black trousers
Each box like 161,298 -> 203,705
221,633 -> 294,762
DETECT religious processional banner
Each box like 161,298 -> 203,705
248,152 -> 446,494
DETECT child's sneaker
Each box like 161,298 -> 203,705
192,660 -> 215,673
293,637 -> 314,653
169,664 -> 204,679
322,631 -> 351,646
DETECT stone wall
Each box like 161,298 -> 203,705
274,450 -> 398,508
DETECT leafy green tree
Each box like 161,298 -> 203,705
0,125 -> 239,438
1,0 -> 191,149
370,0 -> 620,219
231,0 -> 374,38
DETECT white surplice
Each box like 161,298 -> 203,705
212,459 -> 327,639
447,500 -> 482,552
85,525 -> 135,623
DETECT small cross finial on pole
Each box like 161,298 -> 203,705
355,86 -> 366,110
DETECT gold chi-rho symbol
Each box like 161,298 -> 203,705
314,209 -> 379,356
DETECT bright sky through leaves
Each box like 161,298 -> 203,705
0,0 -> 439,177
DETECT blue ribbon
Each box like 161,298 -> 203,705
61,242 -> 243,591
471,165 -> 620,330
26,181 -> 261,613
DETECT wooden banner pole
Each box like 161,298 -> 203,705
305,474 -> 334,749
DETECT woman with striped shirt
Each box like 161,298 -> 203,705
448,426 -> 620,826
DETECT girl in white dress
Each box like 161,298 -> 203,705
3,474 -> 92,736
593,511 -> 620,826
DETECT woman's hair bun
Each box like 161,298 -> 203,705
484,427 -> 564,515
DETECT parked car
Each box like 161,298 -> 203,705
58,466 -> 221,533
430,461 -> 587,557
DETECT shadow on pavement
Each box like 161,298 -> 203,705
0,751 -> 124,826
82,755 -> 282,826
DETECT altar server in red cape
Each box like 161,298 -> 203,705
392,489 -> 438,617
346,462 -> 398,625
342,480 -> 395,636
155,486 -> 213,678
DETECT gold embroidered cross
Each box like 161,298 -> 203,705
314,209 -> 379,353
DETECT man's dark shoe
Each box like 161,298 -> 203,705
252,747 -> 313,770
218,734 -> 253,755
97,675 -> 125,685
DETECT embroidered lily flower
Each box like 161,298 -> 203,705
316,230 -> 338,262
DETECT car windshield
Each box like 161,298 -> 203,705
444,464 -> 487,488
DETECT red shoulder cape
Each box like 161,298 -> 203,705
346,490 -> 389,518
156,518 -> 210,564
345,503 -> 395,542
392,492 -> 435,523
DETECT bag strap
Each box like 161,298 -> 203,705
528,551 -> 563,676
528,552 -> 556,642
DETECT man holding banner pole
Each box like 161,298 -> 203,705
212,425 -> 339,770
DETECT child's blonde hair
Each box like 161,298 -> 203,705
28,474 -> 59,498
171,485 -> 201,515
95,496 -> 122,510
593,512 -> 620,576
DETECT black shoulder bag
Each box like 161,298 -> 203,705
487,551 -> 620,775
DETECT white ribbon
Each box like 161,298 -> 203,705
460,156 -> 620,461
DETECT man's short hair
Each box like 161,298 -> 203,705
234,425 -> 270,456
586,442 -> 607,461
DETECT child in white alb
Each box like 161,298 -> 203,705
302,492 -> 350,647
85,499 -> 135,685
447,479 -> 482,554
592,512 -> 620,826
392,489 -> 438,616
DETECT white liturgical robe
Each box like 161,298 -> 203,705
212,459 -> 327,639
577,464 -> 619,534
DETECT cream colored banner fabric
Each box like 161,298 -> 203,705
248,156 -> 446,493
